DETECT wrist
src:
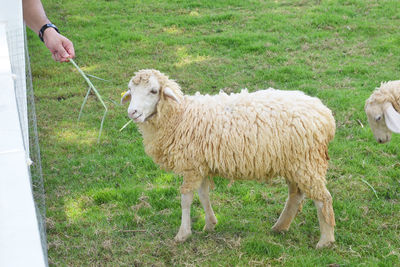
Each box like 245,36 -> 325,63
38,23 -> 59,42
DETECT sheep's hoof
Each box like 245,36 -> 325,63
203,217 -> 218,232
271,224 -> 289,233
203,222 -> 217,232
174,230 -> 192,243
316,239 -> 335,249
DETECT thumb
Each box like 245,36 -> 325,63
57,46 -> 70,62
63,39 -> 75,59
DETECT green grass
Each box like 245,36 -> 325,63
28,0 -> 400,265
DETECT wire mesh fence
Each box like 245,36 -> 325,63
1,1 -> 48,264
7,23 -> 48,264
24,28 -> 48,263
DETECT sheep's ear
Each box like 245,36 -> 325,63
163,87 -> 180,103
121,91 -> 131,105
384,103 -> 400,133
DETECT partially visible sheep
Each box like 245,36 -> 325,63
365,80 -> 400,143
121,69 -> 336,248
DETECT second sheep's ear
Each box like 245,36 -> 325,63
121,91 -> 131,105
163,87 -> 180,104
384,103 -> 400,133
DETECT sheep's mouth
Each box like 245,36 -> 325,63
132,111 -> 157,123
132,113 -> 144,123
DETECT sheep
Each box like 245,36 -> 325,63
121,69 -> 336,249
365,80 -> 400,143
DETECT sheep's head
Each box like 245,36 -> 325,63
121,69 -> 181,123
365,100 -> 400,143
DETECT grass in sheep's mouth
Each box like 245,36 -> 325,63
28,0 -> 400,265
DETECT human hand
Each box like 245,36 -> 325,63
43,28 -> 75,62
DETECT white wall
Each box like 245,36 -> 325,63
0,3 -> 47,265
0,0 -> 29,153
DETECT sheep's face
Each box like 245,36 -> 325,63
365,102 -> 392,143
121,72 -> 181,123
123,74 -> 161,123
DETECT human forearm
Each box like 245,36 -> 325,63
22,0 -> 75,62
22,0 -> 51,33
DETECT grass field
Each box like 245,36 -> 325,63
27,0 -> 400,266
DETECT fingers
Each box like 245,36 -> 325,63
55,37 -> 75,62
51,47 -> 69,62
63,38 -> 75,59
44,30 -> 75,62
52,50 -> 68,62
54,38 -> 75,62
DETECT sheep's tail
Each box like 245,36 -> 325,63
321,109 -> 336,162
209,177 -> 215,190
325,149 -> 330,161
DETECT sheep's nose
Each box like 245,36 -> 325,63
378,136 -> 390,143
128,109 -> 137,118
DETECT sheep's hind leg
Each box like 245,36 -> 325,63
198,178 -> 217,231
174,192 -> 194,242
314,189 -> 335,249
296,176 -> 335,249
272,181 -> 304,232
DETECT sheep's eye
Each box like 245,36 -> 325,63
150,89 -> 158,94
375,115 -> 382,122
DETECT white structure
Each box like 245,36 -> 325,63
0,0 -> 47,266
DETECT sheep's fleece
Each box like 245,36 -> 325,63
365,80 -> 400,143
122,69 -> 336,248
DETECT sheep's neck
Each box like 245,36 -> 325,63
393,93 -> 400,113
138,101 -> 184,167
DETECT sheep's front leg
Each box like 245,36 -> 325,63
198,179 -> 217,231
174,191 -> 194,242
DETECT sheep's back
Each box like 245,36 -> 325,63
171,89 -> 334,180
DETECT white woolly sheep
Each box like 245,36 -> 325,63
365,80 -> 400,143
121,69 -> 336,248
